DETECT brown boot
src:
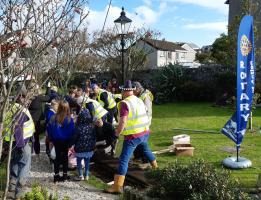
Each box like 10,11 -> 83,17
151,160 -> 158,169
105,174 -> 125,194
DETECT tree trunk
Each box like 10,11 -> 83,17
0,122 -> 4,162
2,135 -> 13,200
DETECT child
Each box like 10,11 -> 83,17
72,109 -> 96,181
45,99 -> 59,156
47,100 -> 74,182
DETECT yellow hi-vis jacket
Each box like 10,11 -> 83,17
97,89 -> 116,109
83,98 -> 108,120
119,95 -> 150,136
4,103 -> 35,142
140,89 -> 154,102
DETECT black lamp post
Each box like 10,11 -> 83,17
114,7 -> 132,84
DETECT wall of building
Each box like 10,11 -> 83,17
181,44 -> 196,63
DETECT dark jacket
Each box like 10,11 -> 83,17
29,88 -> 51,121
72,109 -> 96,153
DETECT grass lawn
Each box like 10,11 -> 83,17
117,102 -> 261,188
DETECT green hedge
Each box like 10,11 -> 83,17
145,160 -> 250,200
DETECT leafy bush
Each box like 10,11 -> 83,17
21,184 -> 66,200
145,160 -> 251,200
153,64 -> 186,103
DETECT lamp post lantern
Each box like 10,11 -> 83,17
114,7 -> 132,84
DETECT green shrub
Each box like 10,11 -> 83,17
153,63 -> 186,103
22,184 -> 60,200
145,160 -> 251,200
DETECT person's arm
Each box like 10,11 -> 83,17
116,116 -> 127,136
86,103 -> 95,121
14,112 -> 28,148
115,102 -> 128,136
144,96 -> 152,117
100,92 -> 109,110
38,94 -> 51,102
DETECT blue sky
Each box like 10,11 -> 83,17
87,0 -> 229,47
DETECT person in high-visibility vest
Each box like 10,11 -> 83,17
105,80 -> 157,194
5,94 -> 35,199
133,81 -> 154,164
80,95 -> 117,152
82,96 -> 108,122
91,84 -> 117,124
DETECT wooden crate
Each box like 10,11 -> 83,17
175,144 -> 195,156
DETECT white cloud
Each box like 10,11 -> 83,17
159,0 -> 228,14
143,0 -> 152,7
87,3 -> 166,33
182,21 -> 227,32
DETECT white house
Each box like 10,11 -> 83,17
136,38 -> 188,69
1,29 -> 56,72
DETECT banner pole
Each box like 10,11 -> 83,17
236,145 -> 239,162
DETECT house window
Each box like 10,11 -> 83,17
176,52 -> 179,59
160,51 -> 165,57
181,52 -> 185,59
168,51 -> 172,59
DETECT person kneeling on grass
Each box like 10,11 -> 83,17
71,109 -> 96,181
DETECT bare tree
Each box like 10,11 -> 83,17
0,0 -> 89,198
53,27 -> 90,93
90,28 -> 161,82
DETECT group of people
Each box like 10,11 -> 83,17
4,78 -> 157,199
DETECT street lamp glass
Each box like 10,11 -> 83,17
114,7 -> 132,35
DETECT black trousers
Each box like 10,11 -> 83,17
54,141 -> 68,175
107,107 -> 116,124
33,120 -> 41,154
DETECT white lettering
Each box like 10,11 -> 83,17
240,93 -> 249,100
240,61 -> 245,68
241,114 -> 249,122
240,104 -> 249,111
241,82 -> 247,90
240,72 -> 247,79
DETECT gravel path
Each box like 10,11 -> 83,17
23,141 -> 118,200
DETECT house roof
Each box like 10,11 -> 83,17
141,38 -> 186,52
187,43 -> 200,49
176,42 -> 200,50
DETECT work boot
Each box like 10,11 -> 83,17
150,160 -> 158,169
105,174 -> 125,194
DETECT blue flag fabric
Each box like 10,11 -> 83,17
222,15 -> 255,146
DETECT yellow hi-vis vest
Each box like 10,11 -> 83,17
97,89 -> 116,109
140,89 -> 154,102
119,95 -> 149,136
4,103 -> 35,142
113,94 -> 122,101
83,98 -> 108,120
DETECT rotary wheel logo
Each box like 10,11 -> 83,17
240,35 -> 252,56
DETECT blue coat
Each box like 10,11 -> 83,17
47,116 -> 74,142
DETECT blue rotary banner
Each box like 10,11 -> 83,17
222,15 -> 255,146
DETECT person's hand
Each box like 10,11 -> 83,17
95,119 -> 103,127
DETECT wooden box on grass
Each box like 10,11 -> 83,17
174,144 -> 195,156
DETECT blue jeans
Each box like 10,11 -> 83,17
76,155 -> 92,177
118,134 -> 155,175
10,143 -> 31,197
